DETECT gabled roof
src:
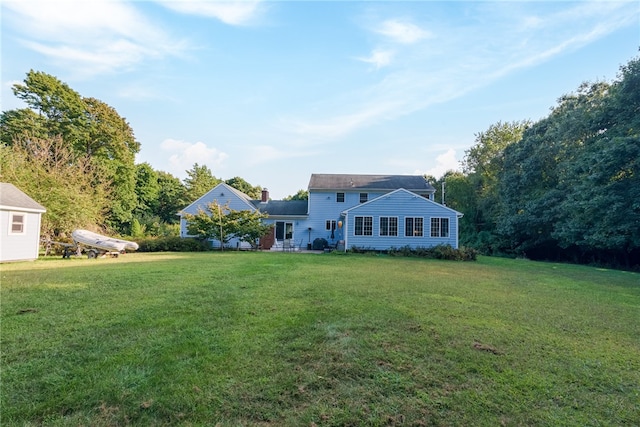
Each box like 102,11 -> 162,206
253,200 -> 308,216
180,182 -> 258,215
342,188 -> 463,217
0,183 -> 46,213
308,174 -> 435,193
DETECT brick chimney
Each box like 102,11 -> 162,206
261,188 -> 269,202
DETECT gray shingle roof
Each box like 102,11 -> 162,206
308,174 -> 435,192
252,200 -> 308,216
0,183 -> 46,212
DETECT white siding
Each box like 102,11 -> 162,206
0,209 -> 43,262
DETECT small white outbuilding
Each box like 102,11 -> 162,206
0,183 -> 46,262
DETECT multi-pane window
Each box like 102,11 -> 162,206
336,192 -> 345,203
430,218 -> 449,237
359,193 -> 368,203
354,216 -> 373,236
9,213 -> 25,234
405,217 -> 423,237
379,217 -> 398,236
325,220 -> 337,231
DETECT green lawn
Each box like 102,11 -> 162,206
1,252 -> 639,426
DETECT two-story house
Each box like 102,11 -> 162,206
179,173 -> 463,251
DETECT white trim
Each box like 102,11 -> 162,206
8,212 -> 26,235
0,205 -> 46,214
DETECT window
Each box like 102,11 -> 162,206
379,217 -> 398,236
336,192 -> 345,203
325,220 -> 337,231
9,213 -> 25,234
354,216 -> 373,236
359,193 -> 368,203
430,218 -> 449,237
405,217 -> 423,237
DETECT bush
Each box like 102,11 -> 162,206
379,245 -> 477,261
138,237 -> 211,252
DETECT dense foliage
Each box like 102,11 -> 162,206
437,56 -> 640,268
184,201 -> 272,249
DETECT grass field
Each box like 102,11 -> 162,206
1,252 -> 639,426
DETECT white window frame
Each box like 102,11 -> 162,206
354,216 -> 373,236
325,219 -> 337,231
379,216 -> 398,237
405,217 -> 424,237
430,217 -> 450,238
9,212 -> 26,235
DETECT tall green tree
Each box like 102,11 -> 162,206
225,176 -> 262,199
1,70 -> 140,233
184,163 -> 220,203
156,171 -> 188,224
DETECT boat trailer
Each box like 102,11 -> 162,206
42,239 -> 122,259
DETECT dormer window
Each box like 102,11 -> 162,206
359,193 -> 368,203
336,192 -> 345,203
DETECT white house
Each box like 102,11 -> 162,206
0,183 -> 46,262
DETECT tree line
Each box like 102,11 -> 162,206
430,56 -> 639,269
2,56 -> 638,268
0,70 -> 263,240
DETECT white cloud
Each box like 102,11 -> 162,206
161,138 -> 228,176
411,149 -> 460,179
3,0 -> 187,77
156,0 -> 264,26
376,19 -> 431,44
356,49 -> 394,69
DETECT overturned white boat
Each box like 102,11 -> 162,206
72,229 -> 139,253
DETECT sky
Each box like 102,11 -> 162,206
2,1 -> 639,199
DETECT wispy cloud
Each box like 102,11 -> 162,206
161,138 -> 228,176
2,0 -> 188,77
356,49 -> 394,69
280,2 -> 638,142
156,0 -> 265,26
375,19 -> 432,44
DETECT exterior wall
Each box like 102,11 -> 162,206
0,209 -> 43,262
304,190 -> 388,247
180,184 -> 257,249
343,189 -> 460,250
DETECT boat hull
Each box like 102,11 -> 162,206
72,229 -> 139,252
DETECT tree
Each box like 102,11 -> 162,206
0,136 -> 111,239
184,163 -> 220,203
184,202 -> 270,250
155,171 -> 188,224
225,176 -> 262,199
1,70 -> 140,233
283,189 -> 309,201
8,70 -> 87,147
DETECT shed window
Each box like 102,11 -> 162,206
354,216 -> 373,236
380,217 -> 398,236
9,213 -> 25,234
405,217 -> 423,237
430,218 -> 449,238
336,192 -> 345,203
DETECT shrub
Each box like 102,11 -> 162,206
138,237 -> 211,252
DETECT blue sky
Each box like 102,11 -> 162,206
2,1 -> 639,199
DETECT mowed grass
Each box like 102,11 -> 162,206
1,253 -> 639,426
